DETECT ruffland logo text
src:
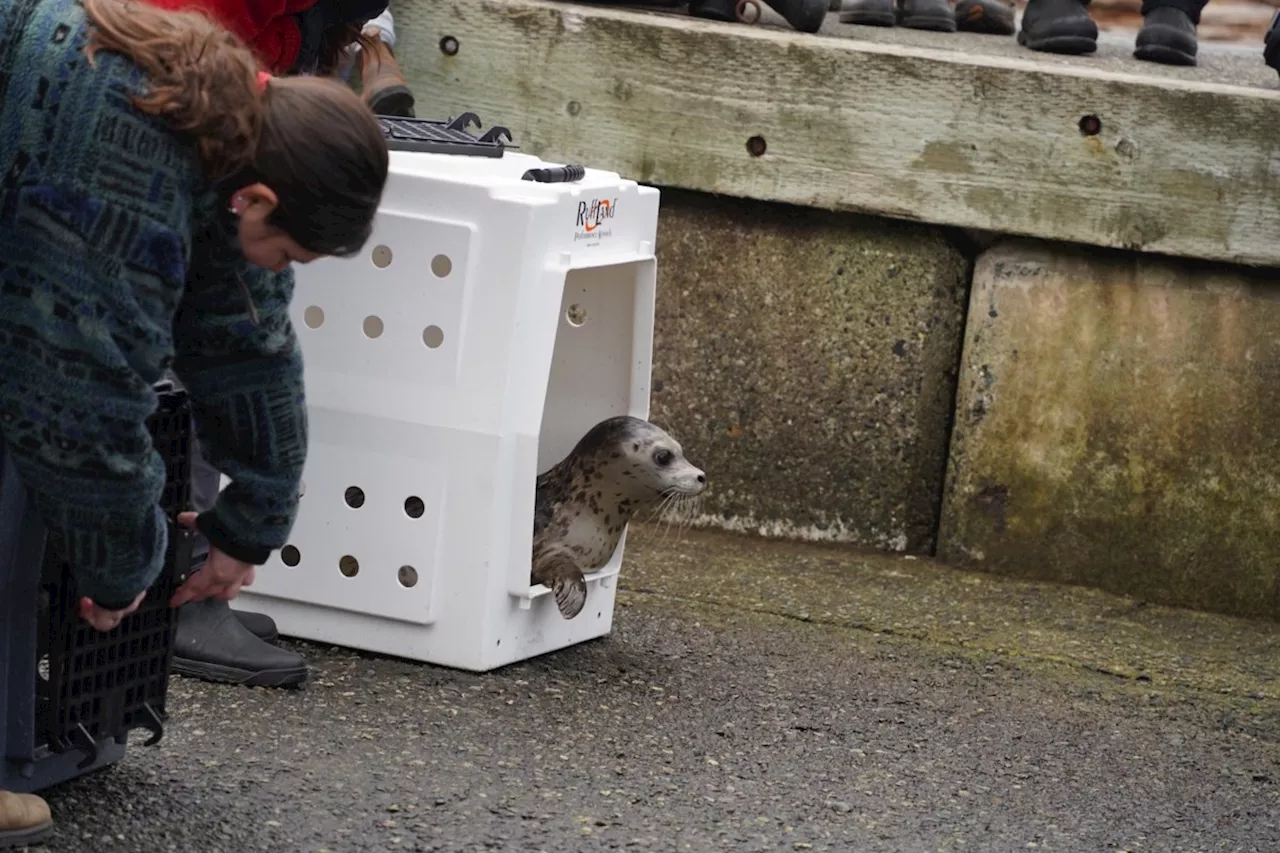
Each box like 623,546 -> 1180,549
575,197 -> 617,243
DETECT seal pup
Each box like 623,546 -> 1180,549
532,416 -> 706,619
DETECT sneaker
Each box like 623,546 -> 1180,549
1134,6 -> 1198,66
955,0 -> 1015,34
1017,0 -> 1098,54
898,0 -> 957,31
840,0 -> 897,26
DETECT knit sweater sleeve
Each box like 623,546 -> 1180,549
170,224 -> 308,566
0,188 -> 189,612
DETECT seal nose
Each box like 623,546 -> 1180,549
696,472 -> 706,485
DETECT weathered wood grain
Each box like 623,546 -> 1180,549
394,0 -> 1280,266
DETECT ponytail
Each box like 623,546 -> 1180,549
82,0 -> 265,181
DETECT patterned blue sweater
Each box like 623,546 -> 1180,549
0,0 -> 308,609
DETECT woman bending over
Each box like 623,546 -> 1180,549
0,0 -> 387,841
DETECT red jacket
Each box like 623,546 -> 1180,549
146,0 -> 386,73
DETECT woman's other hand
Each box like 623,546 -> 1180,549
77,590 -> 147,632
169,511 -> 257,607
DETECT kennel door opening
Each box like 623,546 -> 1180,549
536,262 -> 652,473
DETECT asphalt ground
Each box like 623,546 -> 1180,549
29,524 -> 1280,853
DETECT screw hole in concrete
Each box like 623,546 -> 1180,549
746,135 -> 767,157
1078,114 -> 1102,136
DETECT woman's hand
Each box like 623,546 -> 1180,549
169,511 -> 258,608
78,590 -> 147,632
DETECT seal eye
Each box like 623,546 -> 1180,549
653,449 -> 673,467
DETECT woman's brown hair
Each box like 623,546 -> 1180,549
82,0 -> 388,258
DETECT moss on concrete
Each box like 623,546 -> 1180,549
622,522 -> 1280,701
650,189 -> 969,552
939,238 -> 1280,621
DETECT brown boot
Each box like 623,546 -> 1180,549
359,29 -> 416,118
0,791 -> 53,849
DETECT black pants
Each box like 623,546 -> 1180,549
1140,0 -> 1208,24
188,436 -> 220,571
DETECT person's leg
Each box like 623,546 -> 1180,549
1134,0 -> 1206,65
1267,9 -> 1280,77
1017,0 -> 1097,54
186,445 -> 278,644
170,430 -> 308,689
0,791 -> 52,850
358,6 -> 417,117
364,7 -> 396,45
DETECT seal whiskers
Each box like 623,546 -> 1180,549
532,416 -> 706,619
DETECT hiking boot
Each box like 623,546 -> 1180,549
840,0 -> 896,26
0,791 -> 52,850
172,598 -> 308,689
956,0 -> 1015,33
1018,0 -> 1098,54
359,29 -> 416,118
1134,6 -> 1198,65
898,0 -> 956,31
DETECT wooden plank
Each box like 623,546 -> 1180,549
393,0 -> 1280,267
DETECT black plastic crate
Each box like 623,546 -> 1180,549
3,383 -> 194,792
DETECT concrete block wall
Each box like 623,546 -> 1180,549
647,195 -> 1280,621
649,190 -> 970,554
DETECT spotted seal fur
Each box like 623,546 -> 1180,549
532,416 -> 706,619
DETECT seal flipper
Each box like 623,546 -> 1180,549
553,574 -> 588,620
531,545 -> 588,619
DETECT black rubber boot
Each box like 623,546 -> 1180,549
1264,9 -> 1280,78
1134,6 -> 1198,65
234,609 -> 280,644
1017,0 -> 1097,54
172,598 -> 308,689
956,0 -> 1015,34
898,0 -> 956,31
840,0 -> 896,26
